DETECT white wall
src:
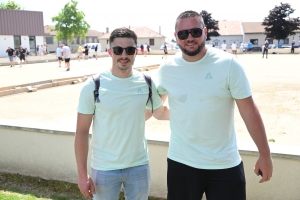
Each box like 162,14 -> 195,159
209,35 -> 243,48
0,35 -> 14,58
1,124 -> 300,199
35,36 -> 44,48
20,36 -> 30,50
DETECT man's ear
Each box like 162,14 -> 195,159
108,48 -> 112,56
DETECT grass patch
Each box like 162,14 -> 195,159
0,173 -> 165,200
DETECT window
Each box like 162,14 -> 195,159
149,39 -> 154,45
45,37 -> 54,44
250,39 -> 258,45
14,36 -> 21,49
279,39 -> 289,44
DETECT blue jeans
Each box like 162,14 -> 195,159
91,164 -> 150,200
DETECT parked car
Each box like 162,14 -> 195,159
281,45 -> 291,49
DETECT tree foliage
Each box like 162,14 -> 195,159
200,10 -> 220,41
0,0 -> 21,9
262,2 -> 300,41
51,0 -> 90,43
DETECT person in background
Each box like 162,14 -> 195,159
247,41 -> 253,54
95,44 -> 98,60
147,43 -> 150,54
231,41 -> 237,58
56,44 -> 63,67
75,27 -> 169,199
262,40 -> 269,59
140,43 -> 144,55
36,45 -> 40,56
143,43 -> 147,56
78,44 -> 83,61
61,44 -> 71,71
291,40 -> 295,54
6,46 -> 15,67
18,45 -> 27,67
84,44 -> 89,60
162,43 -> 168,59
221,41 -> 227,52
156,10 -> 273,200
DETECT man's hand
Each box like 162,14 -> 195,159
254,155 -> 273,183
78,175 -> 96,199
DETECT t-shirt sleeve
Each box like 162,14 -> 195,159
146,79 -> 163,111
155,65 -> 168,95
228,58 -> 252,99
77,78 -> 96,114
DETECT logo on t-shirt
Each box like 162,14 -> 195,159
205,72 -> 213,79
137,87 -> 143,93
177,94 -> 187,103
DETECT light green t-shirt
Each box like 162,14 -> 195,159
156,48 -> 252,169
78,70 -> 163,170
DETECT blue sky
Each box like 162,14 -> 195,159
1,0 -> 300,40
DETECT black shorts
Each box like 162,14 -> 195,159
85,51 -> 88,55
64,58 -> 70,63
167,158 -> 246,200
248,48 -> 252,51
19,56 -> 25,60
58,57 -> 63,60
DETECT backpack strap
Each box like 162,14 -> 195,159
143,74 -> 153,113
92,74 -> 100,103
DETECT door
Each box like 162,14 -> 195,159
29,36 -> 36,55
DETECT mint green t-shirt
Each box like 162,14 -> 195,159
156,48 -> 252,169
78,70 -> 163,170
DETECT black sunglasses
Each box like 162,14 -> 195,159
177,28 -> 204,40
112,46 -> 136,55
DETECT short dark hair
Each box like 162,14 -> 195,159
175,10 -> 205,30
109,27 -> 137,47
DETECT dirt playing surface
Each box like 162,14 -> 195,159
0,53 -> 299,146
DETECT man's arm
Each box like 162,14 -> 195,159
74,113 -> 95,198
235,96 -> 273,183
152,94 -> 169,120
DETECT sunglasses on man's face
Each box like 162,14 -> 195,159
177,28 -> 204,40
112,46 -> 136,55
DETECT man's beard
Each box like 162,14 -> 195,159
178,40 -> 206,56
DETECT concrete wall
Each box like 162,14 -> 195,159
0,123 -> 300,200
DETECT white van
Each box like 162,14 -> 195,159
85,43 -> 101,54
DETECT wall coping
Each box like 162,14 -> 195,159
1,118 -> 299,160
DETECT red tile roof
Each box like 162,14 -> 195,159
99,26 -> 165,39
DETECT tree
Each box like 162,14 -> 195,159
51,0 -> 90,44
200,10 -> 220,41
0,0 -> 21,9
262,2 -> 300,44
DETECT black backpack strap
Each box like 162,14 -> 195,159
92,74 -> 100,103
143,74 -> 153,113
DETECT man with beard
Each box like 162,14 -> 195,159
75,27 -> 170,199
156,10 -> 273,200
